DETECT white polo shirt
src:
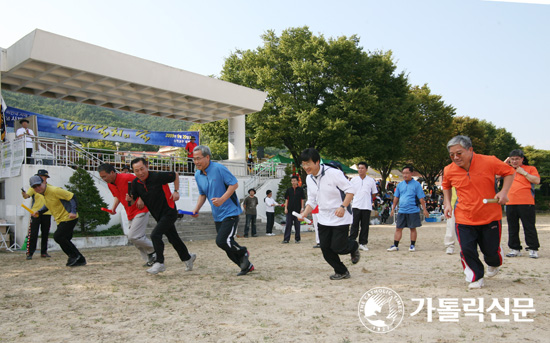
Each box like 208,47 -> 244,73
350,175 -> 378,210
306,165 -> 355,226
265,197 -> 277,213
16,127 -> 35,148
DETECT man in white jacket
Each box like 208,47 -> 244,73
298,148 -> 360,280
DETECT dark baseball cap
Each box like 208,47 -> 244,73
29,175 -> 43,187
37,169 -> 50,178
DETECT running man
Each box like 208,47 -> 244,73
298,148 -> 360,280
99,163 -> 156,267
126,158 -> 195,274
442,135 -> 515,289
29,175 -> 85,267
191,145 -> 254,276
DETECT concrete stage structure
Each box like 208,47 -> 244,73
0,29 -> 268,248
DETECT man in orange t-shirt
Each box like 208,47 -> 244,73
504,149 -> 541,259
442,135 -> 515,289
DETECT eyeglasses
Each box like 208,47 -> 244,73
193,156 -> 206,162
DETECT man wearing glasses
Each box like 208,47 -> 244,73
442,135 -> 515,289
504,149 -> 541,259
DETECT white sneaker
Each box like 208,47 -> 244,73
387,245 -> 399,252
486,266 -> 500,277
468,278 -> 484,289
185,253 -> 196,271
529,250 -> 539,259
506,249 -> 522,257
446,246 -> 454,255
147,262 -> 166,274
359,244 -> 369,251
409,244 -> 416,252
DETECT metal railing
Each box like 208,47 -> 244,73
7,136 -> 283,178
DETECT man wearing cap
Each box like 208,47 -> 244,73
185,136 -> 198,174
98,163 -> 156,267
16,118 -> 35,163
21,170 -> 52,259
29,175 -> 86,267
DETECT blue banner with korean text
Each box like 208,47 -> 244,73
5,107 -> 199,147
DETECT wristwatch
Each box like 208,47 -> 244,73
340,205 -> 346,209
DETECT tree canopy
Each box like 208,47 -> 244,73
220,26 -> 415,183
407,85 -> 456,190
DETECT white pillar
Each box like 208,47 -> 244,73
228,115 -> 246,161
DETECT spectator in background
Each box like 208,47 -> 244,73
349,162 -> 378,251
283,175 -> 305,243
444,187 -> 457,255
264,190 -> 278,236
504,149 -> 541,259
243,188 -> 259,237
185,136 -> 198,174
16,118 -> 35,163
388,166 -> 429,252
21,169 -> 52,260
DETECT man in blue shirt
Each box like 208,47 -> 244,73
388,166 -> 429,252
191,145 -> 254,276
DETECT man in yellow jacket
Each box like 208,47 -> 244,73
29,175 -> 85,267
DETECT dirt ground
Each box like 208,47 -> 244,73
1,215 -> 549,343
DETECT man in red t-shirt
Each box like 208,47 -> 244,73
99,164 -> 156,267
442,135 -> 515,289
504,149 -> 541,259
185,136 -> 198,174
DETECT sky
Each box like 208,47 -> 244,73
1,0 -> 549,149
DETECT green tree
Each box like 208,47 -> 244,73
407,85 -> 456,190
452,116 -> 489,154
221,27 -> 414,183
452,116 -> 520,161
65,162 -> 110,233
190,121 -> 229,160
479,121 -> 520,160
324,51 -> 417,192
524,146 -> 550,197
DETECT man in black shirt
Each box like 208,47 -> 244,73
127,158 -> 195,274
284,175 -> 305,243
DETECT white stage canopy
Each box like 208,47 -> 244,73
0,29 -> 266,124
